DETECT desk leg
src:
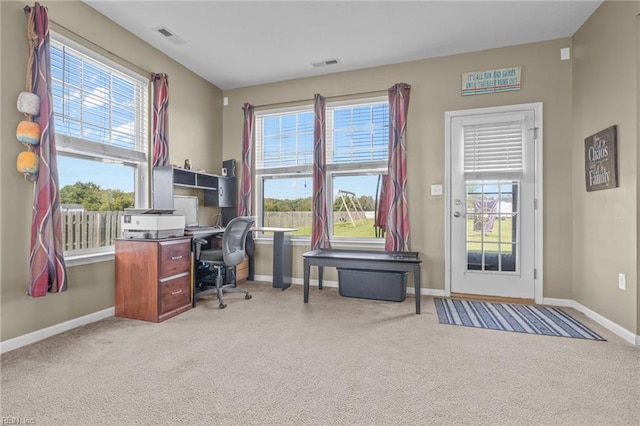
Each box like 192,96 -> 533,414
246,233 -> 255,281
272,231 -> 292,291
414,266 -> 421,314
303,260 -> 310,303
191,250 -> 196,308
318,266 -> 323,290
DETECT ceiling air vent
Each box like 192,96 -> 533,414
311,58 -> 340,68
154,26 -> 186,45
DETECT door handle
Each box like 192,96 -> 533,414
453,212 -> 462,218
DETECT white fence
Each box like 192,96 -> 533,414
62,210 -> 123,251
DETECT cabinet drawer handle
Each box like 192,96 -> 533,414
171,289 -> 183,295
171,255 -> 183,260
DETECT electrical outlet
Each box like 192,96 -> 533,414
618,273 -> 626,291
430,184 -> 443,196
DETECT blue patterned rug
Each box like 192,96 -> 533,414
434,298 -> 605,340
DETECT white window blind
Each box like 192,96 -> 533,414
51,37 -> 149,159
326,101 -> 389,165
255,109 -> 314,171
463,120 -> 523,177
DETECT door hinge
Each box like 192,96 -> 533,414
533,127 -> 539,140
534,198 -> 538,210
534,269 -> 538,279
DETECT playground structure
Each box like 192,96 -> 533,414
335,189 -> 367,227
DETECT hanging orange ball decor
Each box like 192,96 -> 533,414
16,120 -> 40,146
17,150 -> 39,180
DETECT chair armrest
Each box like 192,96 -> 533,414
193,237 -> 208,246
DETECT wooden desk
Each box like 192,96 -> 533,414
252,227 -> 297,290
302,248 -> 422,314
183,227 -> 225,237
185,226 -> 296,291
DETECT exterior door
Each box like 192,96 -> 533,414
446,104 -> 540,300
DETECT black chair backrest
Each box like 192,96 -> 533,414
222,216 -> 255,267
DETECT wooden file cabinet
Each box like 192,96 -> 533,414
115,237 -> 192,322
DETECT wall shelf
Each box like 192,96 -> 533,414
153,166 -> 236,210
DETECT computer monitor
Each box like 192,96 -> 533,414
173,195 -> 198,227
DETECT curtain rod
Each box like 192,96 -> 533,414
251,88 -> 389,110
48,19 -> 152,78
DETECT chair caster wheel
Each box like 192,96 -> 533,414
219,303 -> 227,309
245,293 -> 252,300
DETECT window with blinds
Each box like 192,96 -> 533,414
51,36 -> 149,161
463,120 -> 523,178
50,32 -> 150,256
254,97 -> 388,240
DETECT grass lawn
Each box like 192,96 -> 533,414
292,218 -> 378,238
284,216 -> 513,250
466,216 -> 514,253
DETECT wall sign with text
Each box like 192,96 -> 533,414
584,125 -> 618,192
461,66 -> 521,96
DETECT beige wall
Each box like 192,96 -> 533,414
223,38 -> 575,297
0,1 -> 223,341
571,0 -> 639,333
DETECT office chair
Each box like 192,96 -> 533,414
193,216 -> 255,309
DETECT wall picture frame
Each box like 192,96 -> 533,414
584,125 -> 618,192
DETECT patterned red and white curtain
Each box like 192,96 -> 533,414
238,103 -> 254,217
311,94 -> 331,250
384,83 -> 411,251
25,3 -> 67,296
238,103 -> 255,280
151,73 -> 169,167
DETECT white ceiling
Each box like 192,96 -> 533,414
83,0 -> 602,90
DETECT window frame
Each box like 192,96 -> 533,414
51,31 -> 150,260
254,96 -> 388,243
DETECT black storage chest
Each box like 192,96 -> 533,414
337,268 -> 409,302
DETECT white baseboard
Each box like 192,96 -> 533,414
544,298 -> 639,346
0,307 -> 115,354
407,287 -> 447,297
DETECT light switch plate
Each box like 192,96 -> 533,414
430,184 -> 443,196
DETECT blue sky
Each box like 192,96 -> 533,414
57,156 -> 134,192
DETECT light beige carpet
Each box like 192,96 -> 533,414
1,281 -> 639,425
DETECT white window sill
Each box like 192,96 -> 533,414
64,249 -> 115,267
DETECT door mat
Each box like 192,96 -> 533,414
434,297 -> 605,340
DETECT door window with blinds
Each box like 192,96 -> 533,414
461,113 -> 528,273
51,32 -> 149,255
254,98 -> 388,239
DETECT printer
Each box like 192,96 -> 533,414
121,209 -> 185,239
